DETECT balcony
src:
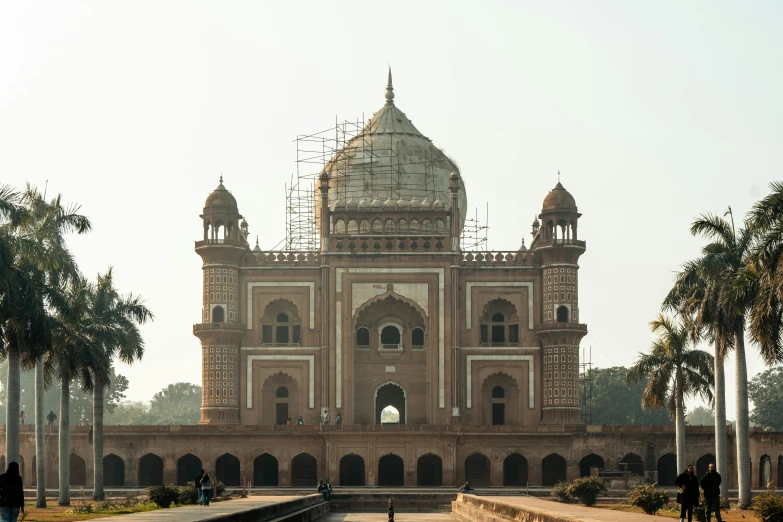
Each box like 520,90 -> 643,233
194,238 -> 248,248
537,322 -> 588,332
535,238 -> 586,249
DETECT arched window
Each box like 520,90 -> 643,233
276,386 -> 289,398
398,219 -> 407,234
557,305 -> 569,323
372,219 -> 383,233
480,300 -> 520,346
212,306 -> 225,323
409,219 -> 419,233
492,313 -> 505,343
356,327 -> 370,348
334,219 -> 345,234
261,300 -> 302,346
411,327 -> 425,349
360,219 -> 371,233
381,326 -> 401,348
422,219 -> 432,233
492,386 -> 505,398
384,219 -> 395,233
347,219 -> 358,234
435,218 -> 445,233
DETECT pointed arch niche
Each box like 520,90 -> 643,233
260,299 -> 302,346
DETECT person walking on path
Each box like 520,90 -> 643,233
46,410 -> 57,425
701,463 -> 723,522
0,462 -> 25,522
675,464 -> 700,522
200,472 -> 213,506
195,469 -> 205,505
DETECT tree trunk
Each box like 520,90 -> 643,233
59,376 -> 70,506
713,342 -> 728,500
93,378 -> 105,500
35,356 -> 47,508
676,378 -> 686,473
5,349 -> 21,465
735,329 -> 751,508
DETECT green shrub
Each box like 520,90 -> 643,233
550,481 -> 572,503
751,493 -> 783,522
147,484 -> 180,508
565,477 -> 607,506
178,485 -> 200,505
628,484 -> 670,515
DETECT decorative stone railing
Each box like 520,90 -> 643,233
243,251 -> 321,266
534,238 -> 586,248
195,239 -> 248,248
461,251 -> 535,266
536,322 -> 588,332
331,236 -> 449,253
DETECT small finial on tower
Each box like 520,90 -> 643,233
255,235 -> 259,247
385,66 -> 395,105
220,174 -> 224,185
557,170 -> 560,183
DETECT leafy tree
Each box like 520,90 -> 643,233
626,314 -> 714,473
105,384 -> 202,426
748,367 -> 783,431
583,367 -> 673,426
686,405 -> 715,426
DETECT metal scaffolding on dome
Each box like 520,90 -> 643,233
284,115 -> 448,251
460,204 -> 489,251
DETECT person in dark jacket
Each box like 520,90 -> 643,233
200,472 -> 213,506
195,469 -> 205,505
701,463 -> 722,522
675,464 -> 700,522
0,462 -> 24,522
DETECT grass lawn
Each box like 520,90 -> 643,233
595,502 -> 754,521
20,497 -> 160,522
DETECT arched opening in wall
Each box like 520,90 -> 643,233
373,219 -> 383,233
70,453 -> 86,486
253,453 -> 279,486
261,299 -> 301,346
556,305 -> 569,323
397,219 -> 407,234
276,386 -> 289,425
334,219 -> 345,234
760,455 -> 772,488
546,220 -> 554,240
176,453 -> 201,486
541,454 -> 566,486
491,386 -> 505,425
380,405 -> 400,424
347,219 -> 358,234
376,382 -> 406,424
104,454 -> 125,487
422,219 -> 432,233
31,456 -> 36,486
216,453 -> 240,486
503,454 -> 528,486
261,373 -> 300,426
417,454 -> 443,486
411,327 -> 425,349
435,218 -> 445,233
579,453 -> 605,478
384,219 -> 395,233
212,306 -> 225,323
291,453 -> 317,487
139,453 -> 164,486
359,219 -> 370,234
356,327 -> 370,348
620,453 -> 645,477
409,219 -> 419,233
481,373 -> 520,426
778,455 -> 783,488
465,453 -> 491,487
378,454 -> 404,487
339,454 -> 365,486
696,454 -> 715,480
479,299 -> 520,346
380,325 -> 401,348
657,454 -> 677,487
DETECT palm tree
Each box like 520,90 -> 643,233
626,314 -> 714,473
87,269 -> 153,500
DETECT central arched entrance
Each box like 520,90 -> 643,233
378,454 -> 404,486
254,454 -> 279,486
503,454 -> 528,486
291,453 -> 317,487
375,382 -> 406,424
465,453 -> 491,486
339,454 -> 366,486
417,454 -> 443,486
177,454 -> 202,486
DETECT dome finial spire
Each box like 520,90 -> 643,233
385,65 -> 395,105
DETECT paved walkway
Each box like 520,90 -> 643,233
478,496 -> 660,522
324,514 -> 456,521
88,496 -> 303,522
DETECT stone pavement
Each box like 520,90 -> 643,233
456,495 -> 661,522
87,496 -> 303,522
324,514 -> 456,521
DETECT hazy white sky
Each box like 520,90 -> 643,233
2,1 -> 781,419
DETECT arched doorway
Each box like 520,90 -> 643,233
541,454 -> 566,486
291,453 -> 317,487
261,373 -> 300,426
417,454 -> 443,486
378,454 -> 404,487
657,454 -> 677,486
216,453 -> 240,486
339,454 -> 365,486
503,454 -> 528,486
760,455 -> 772,487
778,455 -> 783,489
104,454 -> 125,487
176,454 -> 201,486
620,453 -> 645,477
70,454 -> 86,486
254,454 -> 278,486
481,373 -> 520,425
465,453 -> 490,487
579,453 -> 604,478
138,453 -> 163,486
376,383 -> 406,424
696,454 -> 715,480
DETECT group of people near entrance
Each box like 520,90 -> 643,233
676,463 -> 722,522
194,469 -> 214,506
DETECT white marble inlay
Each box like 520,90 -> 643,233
246,354 -> 314,409
466,354 -> 535,409
336,268 -> 445,408
246,282 -> 315,330
465,281 -> 534,330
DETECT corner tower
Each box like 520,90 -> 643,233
534,181 -> 587,424
193,177 -> 247,424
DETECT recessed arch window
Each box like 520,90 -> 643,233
422,219 -> 432,233
360,219 -> 371,233
347,219 -> 358,234
409,219 -> 419,233
411,327 -> 425,349
384,219 -> 395,233
372,219 -> 383,233
381,325 -> 401,348
557,305 -> 569,323
334,219 -> 345,234
492,386 -> 505,399
435,218 -> 446,233
261,300 -> 302,346
212,306 -> 225,323
397,219 -> 407,234
480,299 -> 520,346
356,327 -> 370,348
276,386 -> 289,398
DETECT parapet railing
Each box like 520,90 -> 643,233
244,251 -> 320,266
462,251 -> 534,266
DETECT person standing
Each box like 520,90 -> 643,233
675,464 -> 699,522
335,413 -> 342,425
46,410 -> 57,426
18,411 -> 25,425
701,463 -> 723,522
200,472 -> 213,506
296,416 -> 304,425
195,469 -> 205,505
0,462 -> 25,522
